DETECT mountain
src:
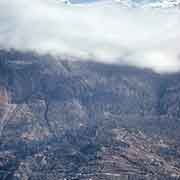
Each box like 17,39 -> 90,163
60,0 -> 71,5
115,0 -> 180,8
0,50 -> 180,180
63,0 -> 180,8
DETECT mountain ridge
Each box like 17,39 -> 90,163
61,0 -> 180,8
0,50 -> 180,179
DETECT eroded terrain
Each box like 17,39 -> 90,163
0,50 -> 180,180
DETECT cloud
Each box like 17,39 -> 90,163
0,0 -> 180,73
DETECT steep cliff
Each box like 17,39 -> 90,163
0,50 -> 180,180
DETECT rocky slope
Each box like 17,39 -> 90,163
0,50 -> 180,180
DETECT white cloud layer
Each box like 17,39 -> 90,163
0,0 -> 180,73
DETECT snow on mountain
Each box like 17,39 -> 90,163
62,0 -> 180,8
115,0 -> 180,8
142,0 -> 180,8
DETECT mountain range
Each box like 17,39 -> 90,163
0,50 -> 180,179
61,0 -> 180,8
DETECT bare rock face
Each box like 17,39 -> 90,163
0,50 -> 180,180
